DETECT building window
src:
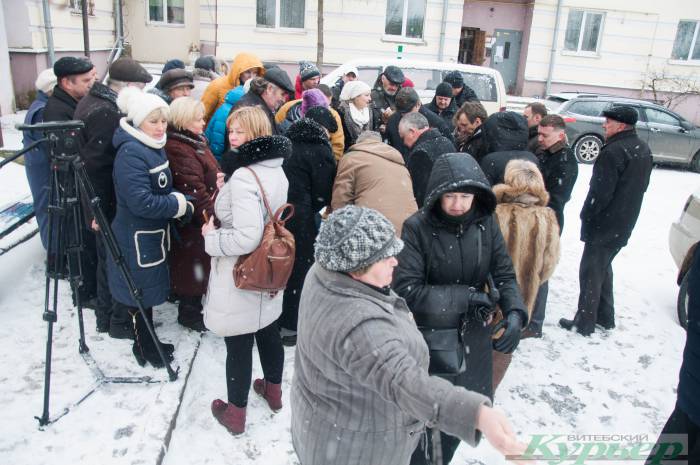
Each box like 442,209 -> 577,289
671,20 -> 700,61
149,0 -> 185,25
564,10 -> 604,53
257,0 -> 305,29
385,0 -> 426,39
69,0 -> 95,15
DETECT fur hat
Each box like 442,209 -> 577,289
300,88 -> 328,116
117,87 -> 169,128
162,59 -> 185,74
157,69 -> 194,92
35,68 -> 57,94
315,205 -> 403,273
299,61 -> 321,82
339,80 -> 371,101
305,106 -> 338,133
602,105 -> 638,125
435,82 -> 453,98
109,58 -> 152,83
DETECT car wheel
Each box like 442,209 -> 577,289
691,151 -> 700,173
678,272 -> 689,330
574,135 -> 603,164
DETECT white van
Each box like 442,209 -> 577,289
320,58 -> 507,115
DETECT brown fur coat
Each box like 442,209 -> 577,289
492,183 -> 560,316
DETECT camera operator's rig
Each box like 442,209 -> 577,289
5,121 -> 178,427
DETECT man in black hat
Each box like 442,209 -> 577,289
426,82 -> 458,130
152,68 -> 194,104
370,65 -> 405,136
43,56 -> 96,123
232,70 -> 295,135
560,105 -> 652,336
443,70 -> 479,108
73,58 -> 153,338
385,87 -> 453,158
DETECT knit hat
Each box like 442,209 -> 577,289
194,55 -> 216,72
395,87 -> 420,113
53,56 -> 94,78
299,61 -> 321,82
315,206 -> 403,273
35,68 -> 57,94
300,88 -> 329,116
109,58 -> 152,83
435,82 -> 453,98
117,87 -> 169,128
162,59 -> 185,74
157,69 -> 194,92
443,70 -> 464,89
305,106 -> 338,133
339,80 -> 371,101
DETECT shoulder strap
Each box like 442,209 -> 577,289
243,167 -> 273,220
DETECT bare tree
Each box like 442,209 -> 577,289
641,68 -> 700,110
316,0 -> 324,70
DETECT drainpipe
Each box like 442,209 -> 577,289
41,0 -> 55,66
545,0 -> 563,96
437,0 -> 449,61
81,0 -> 91,57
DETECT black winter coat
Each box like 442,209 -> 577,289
527,125 -> 539,153
536,141 -> 578,232
74,82 -> 120,222
394,153 -> 526,396
43,85 -> 78,123
426,98 -> 457,132
406,128 -> 456,208
386,106 -> 454,159
460,126 -> 486,163
480,150 -> 540,186
231,91 -> 280,135
453,85 -> 479,108
678,247 -> 700,425
370,77 -> 400,134
281,119 -> 336,330
580,129 -> 652,248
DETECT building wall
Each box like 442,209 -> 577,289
200,0 -> 463,66
124,0 -> 200,64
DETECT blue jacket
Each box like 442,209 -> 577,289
678,249 -> 700,425
205,86 -> 244,159
107,123 -> 185,308
22,91 -> 51,249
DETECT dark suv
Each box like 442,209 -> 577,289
556,96 -> 700,170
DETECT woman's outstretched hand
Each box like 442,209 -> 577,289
201,215 -> 216,235
476,405 -> 533,464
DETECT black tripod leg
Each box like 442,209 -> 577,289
67,170 -> 88,354
72,159 -> 178,380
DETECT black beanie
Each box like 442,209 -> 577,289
305,106 -> 338,133
436,82 -> 453,98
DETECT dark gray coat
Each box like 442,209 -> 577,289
292,265 -> 490,465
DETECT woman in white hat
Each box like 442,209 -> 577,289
337,80 -> 373,150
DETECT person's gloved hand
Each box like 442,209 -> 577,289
176,201 -> 194,227
492,311 -> 523,354
468,289 -> 493,315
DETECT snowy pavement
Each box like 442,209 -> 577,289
0,159 -> 696,465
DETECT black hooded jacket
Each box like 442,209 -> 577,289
580,129 -> 652,248
426,97 -> 457,131
393,153 -> 526,392
479,111 -> 539,185
405,128 -> 456,208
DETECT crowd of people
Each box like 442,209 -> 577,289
21,51 -> 657,464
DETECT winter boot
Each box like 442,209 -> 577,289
95,307 -> 111,333
131,310 -> 174,368
109,321 -> 135,340
177,297 -> 207,332
144,307 -> 175,357
253,378 -> 283,412
280,327 -> 297,347
211,399 -> 246,435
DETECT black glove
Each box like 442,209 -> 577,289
176,201 -> 194,227
468,288 -> 493,322
492,311 -> 523,354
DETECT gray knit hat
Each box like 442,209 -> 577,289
315,206 -> 403,273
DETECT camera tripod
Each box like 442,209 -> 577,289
12,121 -> 178,427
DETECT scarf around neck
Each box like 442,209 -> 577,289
120,118 -> 167,149
349,102 -> 370,126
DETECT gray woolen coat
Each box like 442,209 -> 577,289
291,264 -> 491,465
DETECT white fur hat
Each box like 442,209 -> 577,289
340,80 -> 371,101
35,68 -> 57,94
117,87 -> 169,128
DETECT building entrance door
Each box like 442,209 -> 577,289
491,29 -> 522,94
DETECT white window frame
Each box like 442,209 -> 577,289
256,0 -> 305,30
564,9 -> 605,56
672,20 -> 700,62
147,0 -> 185,27
384,0 -> 426,40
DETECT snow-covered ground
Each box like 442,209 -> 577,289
0,157 -> 695,465
1,111 -> 26,151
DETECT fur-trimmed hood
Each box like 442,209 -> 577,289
492,182 -> 549,207
220,135 -> 292,179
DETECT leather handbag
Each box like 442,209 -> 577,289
419,325 -> 467,376
233,167 -> 295,294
